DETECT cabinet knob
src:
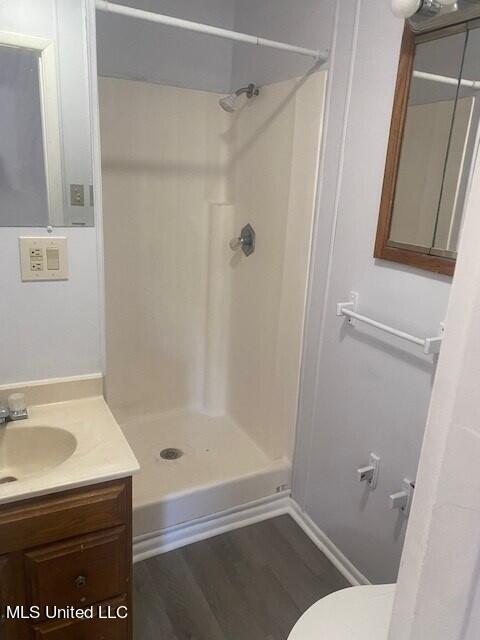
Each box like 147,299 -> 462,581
74,575 -> 87,588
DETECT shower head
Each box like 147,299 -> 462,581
219,83 -> 260,112
219,94 -> 237,113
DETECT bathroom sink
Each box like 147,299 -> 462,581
0,426 -> 77,484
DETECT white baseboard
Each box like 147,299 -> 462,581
287,500 -> 370,587
133,491 -> 291,563
133,494 -> 369,587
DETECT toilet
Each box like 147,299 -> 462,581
288,584 -> 396,639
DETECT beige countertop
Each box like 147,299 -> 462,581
0,395 -> 139,506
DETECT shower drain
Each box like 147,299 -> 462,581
160,448 -> 183,461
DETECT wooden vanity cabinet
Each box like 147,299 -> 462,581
0,478 -> 132,640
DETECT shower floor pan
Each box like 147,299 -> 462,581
120,409 -> 290,539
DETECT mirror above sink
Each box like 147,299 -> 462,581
0,0 -> 95,227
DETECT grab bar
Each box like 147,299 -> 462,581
336,292 -> 443,355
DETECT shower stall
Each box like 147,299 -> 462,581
97,0 -> 327,546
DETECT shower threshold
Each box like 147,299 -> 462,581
120,409 -> 291,539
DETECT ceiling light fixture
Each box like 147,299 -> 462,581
391,0 -> 457,19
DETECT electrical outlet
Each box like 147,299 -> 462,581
19,237 -> 68,281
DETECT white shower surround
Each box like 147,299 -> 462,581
100,71 -> 326,533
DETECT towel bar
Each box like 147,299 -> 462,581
336,292 -> 443,355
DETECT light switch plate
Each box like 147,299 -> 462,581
19,237 -> 68,281
70,184 -> 85,207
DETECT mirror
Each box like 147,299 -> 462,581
375,21 -> 480,276
0,0 -> 95,227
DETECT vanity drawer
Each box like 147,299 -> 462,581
25,527 -> 128,612
0,480 -> 130,554
31,595 -> 128,640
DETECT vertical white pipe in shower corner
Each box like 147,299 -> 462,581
203,204 -> 235,416
203,106 -> 235,414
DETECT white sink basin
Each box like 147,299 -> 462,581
0,397 -> 139,506
0,426 -> 77,483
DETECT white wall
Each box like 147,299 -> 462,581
231,0 -> 335,90
96,0 -> 235,93
293,0 -> 452,584
0,0 -> 102,385
96,0 -> 335,93
0,228 -> 101,384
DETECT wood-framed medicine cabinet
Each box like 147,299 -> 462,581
375,18 -> 480,277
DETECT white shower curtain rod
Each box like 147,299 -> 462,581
413,70 -> 480,90
95,0 -> 327,61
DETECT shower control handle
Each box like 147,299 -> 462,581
229,236 -> 244,251
230,223 -> 255,257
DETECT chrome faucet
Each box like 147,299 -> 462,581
0,393 -> 28,425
